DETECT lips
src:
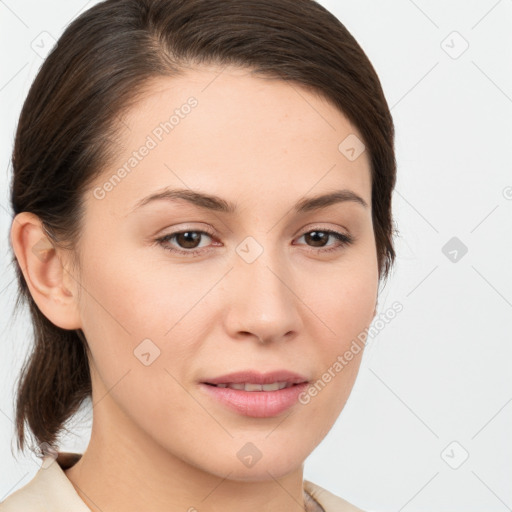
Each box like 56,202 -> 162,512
208,382 -> 295,391
200,381 -> 310,418
202,370 -> 309,386
199,370 -> 311,417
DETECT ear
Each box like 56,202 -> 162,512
10,212 -> 82,330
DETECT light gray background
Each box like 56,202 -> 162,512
1,1 -> 511,511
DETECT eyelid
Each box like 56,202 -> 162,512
295,226 -> 355,252
154,223 -> 354,257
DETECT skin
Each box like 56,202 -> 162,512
11,65 -> 378,512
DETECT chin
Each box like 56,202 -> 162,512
209,442 -> 307,482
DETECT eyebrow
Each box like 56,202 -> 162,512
128,187 -> 368,215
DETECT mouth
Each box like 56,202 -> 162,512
203,381 -> 303,391
199,370 -> 310,417
201,369 -> 309,387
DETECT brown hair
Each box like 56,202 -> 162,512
9,0 -> 396,455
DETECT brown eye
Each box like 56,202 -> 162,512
174,231 -> 203,249
296,229 -> 354,253
155,227 -> 354,258
304,230 -> 330,247
156,229 -> 216,256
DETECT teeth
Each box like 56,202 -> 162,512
214,381 -> 293,391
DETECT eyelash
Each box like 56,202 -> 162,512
154,226 -> 354,258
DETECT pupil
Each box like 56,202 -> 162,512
306,231 -> 327,247
178,231 -> 200,249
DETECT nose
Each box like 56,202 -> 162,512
222,243 -> 303,345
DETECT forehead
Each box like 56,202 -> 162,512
87,65 -> 372,218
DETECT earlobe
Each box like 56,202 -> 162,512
10,212 -> 82,330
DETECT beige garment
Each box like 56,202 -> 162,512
0,452 -> 365,512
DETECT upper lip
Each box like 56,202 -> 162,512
202,370 -> 309,385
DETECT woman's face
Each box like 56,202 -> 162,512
72,65 -> 378,480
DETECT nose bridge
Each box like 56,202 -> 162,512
246,252 -> 286,296
236,233 -> 291,302
225,233 -> 301,341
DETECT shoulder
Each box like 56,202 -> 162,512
0,476 -> 42,512
304,479 -> 367,512
0,453 -> 88,512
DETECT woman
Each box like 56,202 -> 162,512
2,0 -> 396,510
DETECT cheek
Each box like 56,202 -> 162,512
77,241 -> 190,336
299,248 -> 378,421
305,245 -> 378,343
76,243 -> 211,388
77,252 -> 198,420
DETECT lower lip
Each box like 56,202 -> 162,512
199,382 -> 309,418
